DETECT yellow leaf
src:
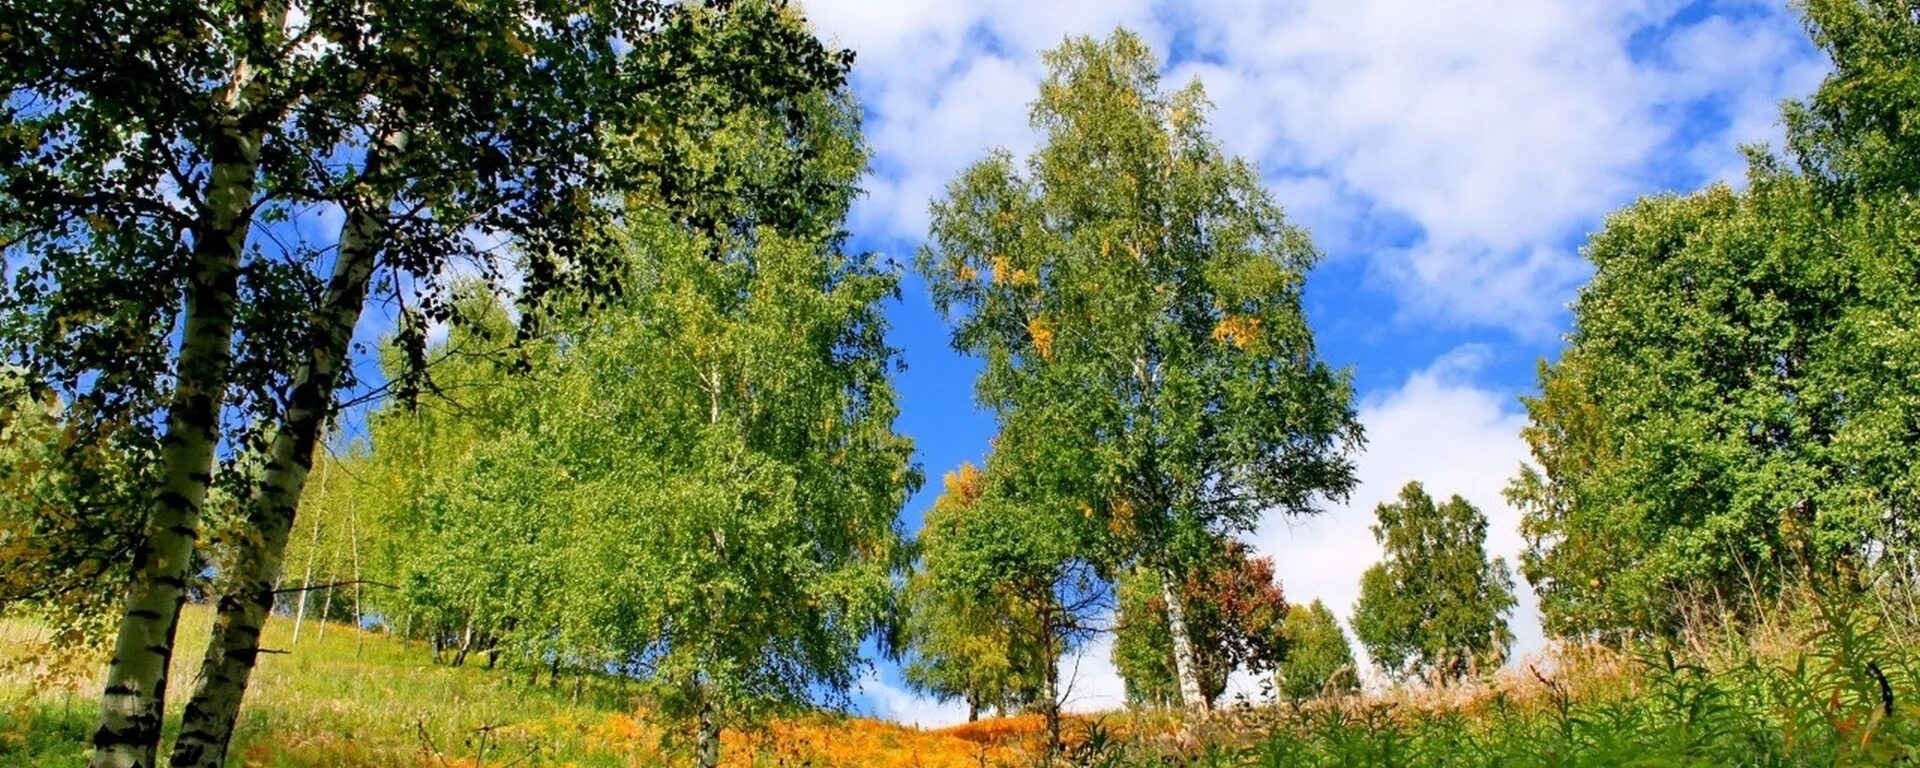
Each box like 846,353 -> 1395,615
505,29 -> 533,57
1027,316 -> 1055,361
1211,315 -> 1261,349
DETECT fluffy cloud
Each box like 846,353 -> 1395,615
1249,345 -> 1538,678
802,0 -> 1822,335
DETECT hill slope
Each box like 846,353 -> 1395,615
1,606 -> 1044,767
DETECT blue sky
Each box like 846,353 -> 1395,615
793,0 -> 1831,724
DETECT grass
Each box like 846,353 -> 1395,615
8,598 -> 1920,766
1066,600 -> 1920,766
0,605 -> 1066,766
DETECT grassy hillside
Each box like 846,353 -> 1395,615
0,606 -> 1049,767
7,600 -> 1920,766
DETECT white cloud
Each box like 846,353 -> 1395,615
801,0 -> 1824,336
857,669 -> 971,728
1248,345 -> 1540,677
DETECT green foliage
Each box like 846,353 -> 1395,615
0,368 -> 151,660
1512,2 -> 1920,639
917,30 -> 1361,577
909,450 -> 1108,754
1277,600 -> 1357,701
1353,483 -> 1515,682
1784,0 -> 1920,200
327,85 -> 914,764
1111,542 -> 1289,708
4,1 -> 862,761
1244,607 -> 1920,767
901,464 -> 1047,719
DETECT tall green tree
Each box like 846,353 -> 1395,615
901,463 -> 1046,721
918,30 -> 1361,713
1511,1 -> 1920,639
1112,540 -> 1289,709
1277,599 -> 1357,701
578,206 -> 914,768
1353,482 -> 1515,683
1,2 -> 855,764
912,452 -> 1107,758
341,83 -> 910,768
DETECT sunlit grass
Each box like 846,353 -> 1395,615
9,598 -> 1920,766
0,606 -> 1060,766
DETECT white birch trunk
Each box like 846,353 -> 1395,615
168,162 -> 389,767
1159,565 -> 1208,713
90,5 -> 286,761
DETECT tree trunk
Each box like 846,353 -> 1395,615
695,687 -> 720,768
290,505 -> 322,645
90,10 -> 285,760
1159,565 -> 1208,714
349,497 -> 363,655
316,584 -> 333,641
167,179 -> 386,768
1042,642 -> 1061,765
450,618 -> 474,668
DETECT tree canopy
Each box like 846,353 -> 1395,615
918,28 -> 1360,713
1353,482 -> 1515,682
1511,0 -> 1920,640
1277,599 -> 1358,701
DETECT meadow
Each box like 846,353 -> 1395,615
7,2 -> 1920,767
6,595 -> 1918,767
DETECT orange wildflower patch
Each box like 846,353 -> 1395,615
937,713 -> 1050,744
719,715 -> 1030,768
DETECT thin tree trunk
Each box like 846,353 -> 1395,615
451,617 -> 474,668
1159,565 -> 1208,714
695,686 -> 720,768
316,584 -> 333,642
168,173 -> 388,768
349,497 -> 363,655
90,8 -> 285,761
1041,617 -> 1061,766
290,489 -> 323,645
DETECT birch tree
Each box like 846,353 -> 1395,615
901,463 -> 1048,721
1112,540 -> 1289,709
1353,482 -> 1515,683
919,30 -> 1361,713
1,2 -> 854,764
338,84 -> 908,768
